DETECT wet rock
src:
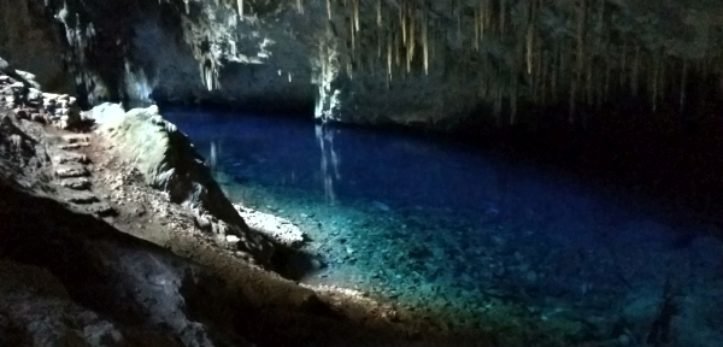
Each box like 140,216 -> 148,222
235,204 -> 306,248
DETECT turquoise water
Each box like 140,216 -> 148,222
166,109 -> 723,346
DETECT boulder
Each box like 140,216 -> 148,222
235,204 -> 306,248
88,103 -> 274,260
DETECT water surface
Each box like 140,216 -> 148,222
166,109 -> 723,346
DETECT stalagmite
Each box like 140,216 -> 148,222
387,33 -> 393,83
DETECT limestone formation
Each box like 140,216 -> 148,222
235,204 -> 306,248
1,1 -> 720,128
87,102 -> 275,260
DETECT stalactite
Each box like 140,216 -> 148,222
237,0 -> 243,17
493,88 -> 503,125
473,7 -> 480,51
651,52 -> 661,112
660,56 -> 667,109
395,29 -> 401,68
377,26 -> 383,59
553,41 -> 561,103
347,59 -> 354,80
620,40 -> 627,87
406,4 -> 416,74
510,71 -> 519,126
297,0 -> 303,14
353,0 -> 360,32
526,5 -> 535,76
422,8 -> 429,75
533,43 -> 544,103
680,60 -> 688,112
499,0 -> 506,35
401,1 -> 407,47
631,45 -> 640,96
585,59 -> 593,106
478,0 -> 484,41
376,0 -> 382,27
603,52 -> 611,104
350,15 -> 356,53
456,0 -> 462,45
327,0 -> 332,20
484,0 -> 492,37
570,0 -> 587,122
540,50 -> 548,104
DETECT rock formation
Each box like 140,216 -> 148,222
87,103 -> 278,261
1,0 -> 720,128
1,64 -> 481,347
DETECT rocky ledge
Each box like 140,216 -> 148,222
0,63 -> 490,346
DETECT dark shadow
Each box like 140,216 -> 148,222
0,182 -> 495,346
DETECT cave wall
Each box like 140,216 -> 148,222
0,0 -> 721,127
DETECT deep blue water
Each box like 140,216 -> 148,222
166,109 -> 723,345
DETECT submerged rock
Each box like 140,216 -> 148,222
235,204 -> 306,248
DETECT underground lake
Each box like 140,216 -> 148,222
166,108 -> 723,346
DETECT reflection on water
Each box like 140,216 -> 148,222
208,140 -> 219,171
315,123 -> 341,205
166,109 -> 723,346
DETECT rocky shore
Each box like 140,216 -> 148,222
0,62 -> 492,346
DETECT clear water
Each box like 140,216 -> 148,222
166,109 -> 723,346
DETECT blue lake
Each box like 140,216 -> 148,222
166,108 -> 723,346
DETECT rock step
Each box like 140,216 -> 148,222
55,165 -> 89,178
59,143 -> 90,150
62,134 -> 90,144
66,192 -> 99,205
59,177 -> 91,191
52,153 -> 89,165
84,202 -> 116,217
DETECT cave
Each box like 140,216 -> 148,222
1,1 -> 722,346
